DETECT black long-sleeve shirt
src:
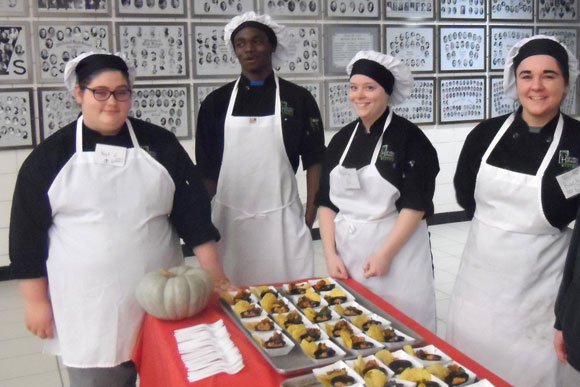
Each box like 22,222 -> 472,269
454,108 -> 580,229
195,73 -> 325,182
10,117 -> 219,279
316,109 -> 439,217
555,206 -> 580,371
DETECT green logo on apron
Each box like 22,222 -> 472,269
379,144 -> 395,162
559,150 -> 579,168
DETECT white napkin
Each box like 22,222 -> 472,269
174,320 -> 244,382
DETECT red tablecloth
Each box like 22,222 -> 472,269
132,279 -> 511,387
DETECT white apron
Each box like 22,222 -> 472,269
212,76 -> 314,286
329,110 -> 436,332
446,113 -> 570,387
45,117 -> 183,367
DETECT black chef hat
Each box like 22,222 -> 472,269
513,38 -> 569,82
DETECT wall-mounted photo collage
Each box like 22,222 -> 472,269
2,0 -> 580,150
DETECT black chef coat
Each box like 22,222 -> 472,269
455,108 -> 580,229
10,117 -> 219,279
195,73 -> 325,182
316,109 -> 439,217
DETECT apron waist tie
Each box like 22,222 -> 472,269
215,196 -> 299,222
335,213 -> 397,234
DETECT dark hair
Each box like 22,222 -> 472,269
350,59 -> 395,95
76,54 -> 130,89
230,21 -> 277,49
513,38 -> 570,84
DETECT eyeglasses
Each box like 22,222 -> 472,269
83,87 -> 132,102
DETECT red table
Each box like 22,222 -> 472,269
133,279 -> 511,387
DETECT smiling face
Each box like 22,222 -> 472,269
516,55 -> 567,127
349,74 -> 390,130
74,70 -> 132,135
233,26 -> 274,80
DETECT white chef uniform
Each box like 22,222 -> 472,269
446,113 -> 570,386
212,75 -> 314,286
44,116 -> 183,367
329,109 -> 437,332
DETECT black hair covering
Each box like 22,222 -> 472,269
350,59 -> 395,95
513,38 -> 570,82
75,54 -> 129,86
230,21 -> 277,49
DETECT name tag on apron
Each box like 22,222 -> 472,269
342,168 -> 361,190
94,144 -> 127,167
556,166 -> 580,199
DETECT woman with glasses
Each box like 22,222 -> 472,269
9,53 -> 232,387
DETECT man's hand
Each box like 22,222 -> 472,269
554,330 -> 568,364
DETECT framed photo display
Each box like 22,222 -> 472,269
295,80 -> 323,113
192,24 -> 240,77
275,25 -> 321,76
392,77 -> 435,125
130,84 -> 191,139
326,80 -> 356,130
262,0 -> 320,17
33,0 -> 110,16
34,22 -> 112,83
193,82 -> 222,121
385,0 -> 434,20
0,88 -> 35,150
440,0 -> 486,20
326,0 -> 380,18
116,0 -> 187,17
489,27 -> 533,71
38,87 -> 81,140
117,23 -> 188,80
489,76 -> 519,118
1,0 -> 29,16
537,0 -> 578,22
0,23 -> 33,83
385,26 -> 434,72
536,27 -> 578,56
490,0 -> 533,21
439,26 -> 486,72
324,25 -> 380,75
191,0 -> 255,17
562,82 -> 578,116
439,77 -> 486,124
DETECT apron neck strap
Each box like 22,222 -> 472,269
482,112 -> 563,178
226,75 -> 280,118
75,116 -> 139,153
339,108 -> 394,166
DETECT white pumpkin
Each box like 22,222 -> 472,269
135,265 -> 213,320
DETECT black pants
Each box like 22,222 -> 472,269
67,360 -> 137,387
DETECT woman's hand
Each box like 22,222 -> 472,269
24,299 -> 54,339
554,330 -> 568,364
325,252 -> 349,279
213,277 -> 239,293
363,251 -> 394,278
19,278 -> 54,339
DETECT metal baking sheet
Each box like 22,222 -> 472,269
281,373 -> 321,387
220,279 -> 424,376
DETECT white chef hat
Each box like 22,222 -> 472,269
503,35 -> 579,100
63,51 -> 136,95
223,11 -> 290,68
346,50 -> 414,106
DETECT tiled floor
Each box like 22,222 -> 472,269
0,221 -> 470,387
